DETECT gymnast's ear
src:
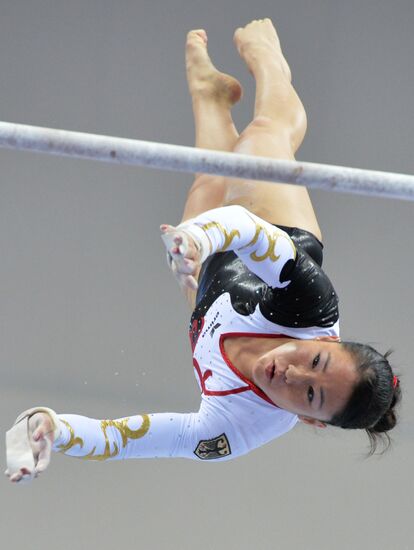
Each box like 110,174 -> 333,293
298,416 -> 327,429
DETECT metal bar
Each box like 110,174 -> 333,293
0,120 -> 413,201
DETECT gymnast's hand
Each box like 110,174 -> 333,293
160,224 -> 202,291
5,412 -> 55,484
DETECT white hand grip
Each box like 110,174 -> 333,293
161,231 -> 189,270
6,419 -> 36,485
6,407 -> 60,485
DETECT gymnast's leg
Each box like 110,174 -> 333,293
228,19 -> 321,240
180,29 -> 242,221
182,19 -> 321,241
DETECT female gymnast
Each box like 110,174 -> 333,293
6,19 -> 401,483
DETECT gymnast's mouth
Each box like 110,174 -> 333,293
266,363 -> 276,381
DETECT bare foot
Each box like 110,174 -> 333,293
233,19 -> 291,80
186,29 -> 243,105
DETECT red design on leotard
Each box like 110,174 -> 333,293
219,332 -> 289,406
189,317 -> 205,352
193,358 -> 251,397
192,332 -> 298,407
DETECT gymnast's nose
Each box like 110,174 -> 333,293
285,364 -> 315,385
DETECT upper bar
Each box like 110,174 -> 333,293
0,121 -> 413,201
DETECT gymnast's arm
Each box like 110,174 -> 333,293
52,409 -> 237,461
161,205 -> 297,290
5,403 -> 248,482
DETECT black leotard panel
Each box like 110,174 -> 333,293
195,227 -> 339,329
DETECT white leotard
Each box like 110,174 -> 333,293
52,206 -> 340,462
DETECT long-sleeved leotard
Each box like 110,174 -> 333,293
52,206 -> 339,462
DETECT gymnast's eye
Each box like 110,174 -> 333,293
312,354 -> 320,368
308,386 -> 314,403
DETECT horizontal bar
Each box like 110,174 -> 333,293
0,120 -> 413,201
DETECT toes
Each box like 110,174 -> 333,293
187,29 -> 208,46
195,29 -> 208,44
233,27 -> 242,42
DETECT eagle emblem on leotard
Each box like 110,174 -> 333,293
194,433 -> 231,460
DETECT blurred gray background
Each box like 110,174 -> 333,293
1,1 -> 413,549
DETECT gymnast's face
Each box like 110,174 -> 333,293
251,339 -> 359,425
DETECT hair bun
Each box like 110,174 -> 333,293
371,409 -> 397,433
370,382 -> 401,434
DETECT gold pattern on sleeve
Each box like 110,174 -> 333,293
250,227 -> 282,262
57,420 -> 85,454
116,415 -> 151,446
82,415 -> 151,462
239,220 -> 297,263
201,222 -> 240,252
238,222 -> 261,251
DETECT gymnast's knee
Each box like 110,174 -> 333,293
241,98 -> 307,151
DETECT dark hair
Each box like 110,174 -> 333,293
327,341 -> 401,455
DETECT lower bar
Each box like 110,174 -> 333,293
0,121 -> 413,201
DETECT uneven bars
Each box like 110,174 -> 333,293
0,121 -> 413,201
